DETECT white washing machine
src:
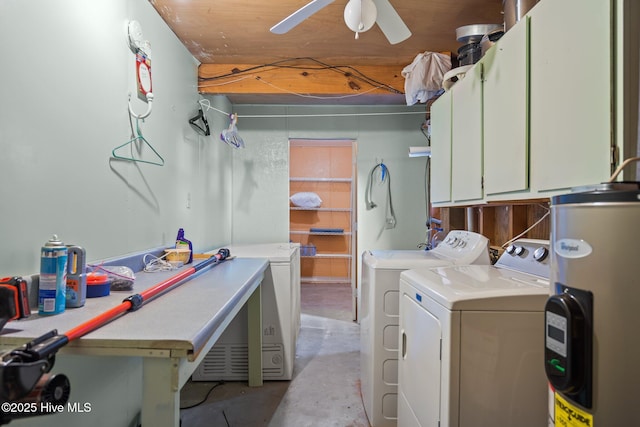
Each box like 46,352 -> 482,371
360,230 -> 490,427
397,239 -> 551,427
193,243 -> 300,381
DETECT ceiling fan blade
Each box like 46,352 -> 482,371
270,0 -> 335,34
372,0 -> 411,44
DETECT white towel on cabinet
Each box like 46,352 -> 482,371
401,52 -> 451,105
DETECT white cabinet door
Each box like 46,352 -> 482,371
483,17 -> 529,196
451,63 -> 483,202
529,0 -> 612,192
431,90 -> 452,203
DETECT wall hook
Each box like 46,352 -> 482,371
128,92 -> 154,120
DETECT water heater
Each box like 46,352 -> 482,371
546,182 -> 640,426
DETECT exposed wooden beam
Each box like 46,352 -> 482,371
198,62 -> 406,98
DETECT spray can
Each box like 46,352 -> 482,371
66,245 -> 87,308
39,235 -> 68,315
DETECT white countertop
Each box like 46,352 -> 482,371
0,257 -> 268,361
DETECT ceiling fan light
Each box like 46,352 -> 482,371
343,0 -> 377,35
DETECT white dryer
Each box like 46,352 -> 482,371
360,230 -> 490,427
397,239 -> 551,427
193,243 -> 300,381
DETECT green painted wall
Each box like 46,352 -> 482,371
226,104 -> 432,287
0,0 -> 233,276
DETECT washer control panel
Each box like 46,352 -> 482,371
496,239 -> 551,278
430,230 -> 490,265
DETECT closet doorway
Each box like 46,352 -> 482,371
289,139 -> 357,320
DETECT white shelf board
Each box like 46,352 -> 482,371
290,207 -> 352,212
290,177 -> 352,182
290,230 -> 351,236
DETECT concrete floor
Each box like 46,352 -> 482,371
180,283 -> 370,427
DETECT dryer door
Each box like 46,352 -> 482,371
398,293 -> 441,427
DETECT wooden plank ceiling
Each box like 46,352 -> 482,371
150,0 -> 504,104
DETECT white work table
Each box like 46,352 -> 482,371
0,257 -> 267,427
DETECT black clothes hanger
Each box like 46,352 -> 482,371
189,107 -> 210,136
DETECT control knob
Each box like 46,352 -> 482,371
514,246 -> 526,256
533,246 -> 549,262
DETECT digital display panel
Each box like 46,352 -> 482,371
546,311 -> 568,357
548,324 -> 565,343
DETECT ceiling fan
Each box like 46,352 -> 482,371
270,0 -> 412,45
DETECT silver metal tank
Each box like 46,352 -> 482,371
546,182 -> 640,426
503,0 -> 540,31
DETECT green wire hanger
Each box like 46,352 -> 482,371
112,118 -> 165,166
112,93 -> 164,166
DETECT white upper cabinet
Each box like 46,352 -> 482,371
483,16 -> 530,196
430,0 -> 615,206
528,0 -> 612,192
430,90 -> 452,204
451,63 -> 484,203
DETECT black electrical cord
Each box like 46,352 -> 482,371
424,156 -> 431,225
180,381 -> 224,410
419,119 -> 438,248
420,123 -> 429,141
199,57 -> 402,95
421,121 -> 431,225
